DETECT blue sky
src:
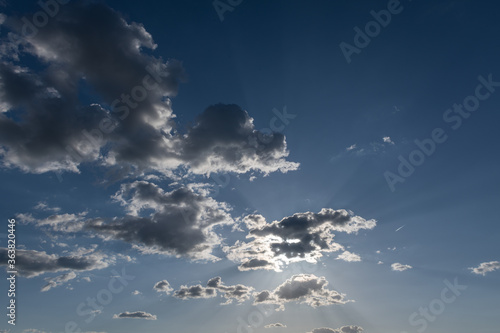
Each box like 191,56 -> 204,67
0,1 -> 499,332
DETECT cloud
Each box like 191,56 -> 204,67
19,212 -> 87,233
225,209 -> 376,271
391,263 -> 412,272
0,3 -> 297,179
336,251 -> 361,262
153,280 -> 173,295
469,261 -> 500,276
253,274 -> 347,311
173,276 -> 254,304
178,104 -> 299,175
132,290 -> 142,295
307,326 -> 364,333
332,137 -> 395,161
34,202 -> 61,213
265,323 -> 287,328
113,311 -> 157,320
41,271 -> 77,292
382,136 -> 394,144
85,181 -> 234,260
0,247 -> 113,277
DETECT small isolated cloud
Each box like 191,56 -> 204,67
173,276 -> 254,304
382,136 -> 394,145
41,272 -> 77,292
34,202 -> 61,213
265,323 -> 287,328
113,311 -> 157,320
253,274 -> 347,311
132,290 -> 142,295
225,209 -> 375,271
336,251 -> 361,262
469,261 -> 500,276
332,137 -> 395,160
82,277 -> 91,282
153,280 -> 173,295
307,326 -> 364,333
377,261 -> 384,265
391,263 -> 412,272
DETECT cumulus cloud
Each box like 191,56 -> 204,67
336,251 -> 361,262
41,271 -> 77,292
225,209 -> 375,271
85,181 -> 233,260
113,311 -> 157,320
253,274 -> 347,311
265,323 -> 287,328
307,326 -> 363,333
173,276 -> 254,304
391,263 -> 412,272
469,261 -> 500,276
0,247 -> 112,277
0,3 -> 297,179
153,280 -> 173,295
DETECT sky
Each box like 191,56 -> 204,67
0,0 -> 499,332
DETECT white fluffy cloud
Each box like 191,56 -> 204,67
391,263 -> 412,272
469,261 -> 500,276
253,274 -> 347,311
225,209 -> 375,271
336,251 -> 361,262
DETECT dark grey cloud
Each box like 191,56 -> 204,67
153,280 -> 173,295
0,3 -> 298,179
179,103 -> 299,175
253,274 -> 347,311
0,247 -> 111,277
307,326 -> 364,333
225,209 -> 376,271
85,181 -> 234,260
113,311 -> 157,320
173,276 -> 254,304
173,284 -> 217,300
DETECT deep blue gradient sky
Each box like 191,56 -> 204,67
0,1 -> 499,333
